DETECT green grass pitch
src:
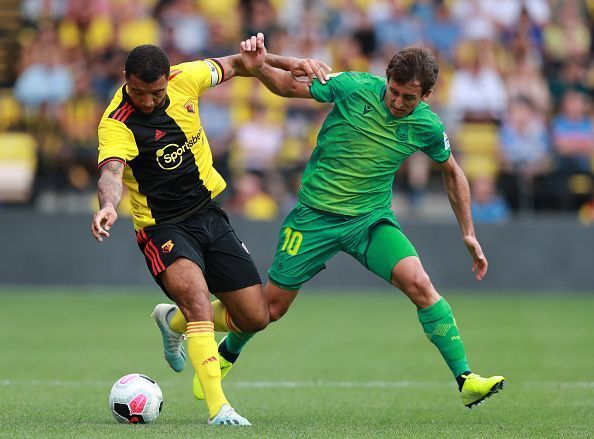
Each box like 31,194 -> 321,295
1,287 -> 593,438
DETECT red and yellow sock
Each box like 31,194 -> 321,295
168,300 -> 240,334
186,321 -> 229,418
212,300 -> 240,332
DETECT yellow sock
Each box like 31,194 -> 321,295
212,300 -> 240,332
186,321 -> 229,418
169,308 -> 187,334
169,301 -> 239,334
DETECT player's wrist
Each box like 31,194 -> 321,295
100,202 -> 117,212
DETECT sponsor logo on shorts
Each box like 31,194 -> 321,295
161,239 -> 174,253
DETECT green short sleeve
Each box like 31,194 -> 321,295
422,125 -> 452,163
309,72 -> 366,103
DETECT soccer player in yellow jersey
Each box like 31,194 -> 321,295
90,44 -> 330,425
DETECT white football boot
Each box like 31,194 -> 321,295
151,304 -> 186,372
208,404 -> 251,426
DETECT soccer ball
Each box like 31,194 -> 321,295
108,374 -> 163,424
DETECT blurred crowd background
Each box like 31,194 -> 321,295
1,0 -> 594,224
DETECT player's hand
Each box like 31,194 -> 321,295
240,32 -> 267,71
463,235 -> 488,281
290,58 -> 332,84
91,205 -> 118,243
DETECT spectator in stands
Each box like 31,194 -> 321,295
506,56 -> 551,115
159,0 -> 208,57
199,83 -> 234,184
371,0 -> 423,50
497,97 -> 551,210
548,58 -> 592,110
551,90 -> 594,174
57,68 -> 102,191
422,2 -> 461,63
471,176 -> 510,223
502,6 -> 547,62
116,0 -> 160,51
233,101 -> 283,174
450,0 -> 498,41
447,41 -> 507,128
240,0 -> 280,39
226,172 -> 278,221
544,0 -> 591,65
14,44 -> 73,109
21,0 -> 68,24
202,20 -> 240,59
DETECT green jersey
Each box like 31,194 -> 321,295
301,71 -> 451,216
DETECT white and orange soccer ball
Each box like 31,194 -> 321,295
108,374 -> 163,424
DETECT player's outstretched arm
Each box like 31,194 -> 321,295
91,160 -> 123,242
439,155 -> 488,281
214,33 -> 330,84
239,33 -> 315,99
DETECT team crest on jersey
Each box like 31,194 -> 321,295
184,99 -> 195,113
396,124 -> 409,142
161,239 -> 174,253
443,131 -> 451,150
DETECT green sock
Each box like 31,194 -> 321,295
417,297 -> 469,377
219,332 -> 255,363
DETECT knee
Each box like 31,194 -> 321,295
268,307 -> 283,323
399,271 -> 436,308
237,311 -> 270,333
268,302 -> 289,323
178,289 -> 211,321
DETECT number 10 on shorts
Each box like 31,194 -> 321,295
281,227 -> 303,255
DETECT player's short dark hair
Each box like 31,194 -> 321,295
124,45 -> 170,83
386,47 -> 439,95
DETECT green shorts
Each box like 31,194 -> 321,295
268,202 -> 418,290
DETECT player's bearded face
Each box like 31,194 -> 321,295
126,74 -> 169,114
384,79 -> 428,118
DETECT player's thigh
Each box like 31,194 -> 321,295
268,203 -> 341,290
365,222 -> 419,283
136,224 -> 207,302
160,258 -> 213,321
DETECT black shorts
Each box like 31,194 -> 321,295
136,202 -> 262,298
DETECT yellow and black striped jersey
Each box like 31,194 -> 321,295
98,59 -> 226,231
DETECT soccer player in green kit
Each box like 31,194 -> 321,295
192,33 -> 505,408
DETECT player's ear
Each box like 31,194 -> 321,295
422,88 -> 433,102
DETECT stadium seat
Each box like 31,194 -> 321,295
455,122 -> 500,180
0,131 -> 37,202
